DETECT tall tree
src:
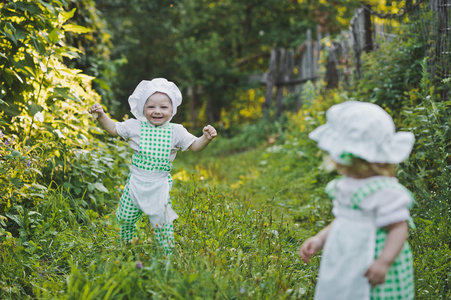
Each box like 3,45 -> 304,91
95,0 -> 181,119
96,0 -> 372,124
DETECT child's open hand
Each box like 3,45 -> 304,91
202,125 -> 217,140
89,103 -> 104,119
364,259 -> 390,286
299,236 -> 324,263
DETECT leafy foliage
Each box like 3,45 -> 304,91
62,0 -> 123,115
343,13 -> 451,298
354,31 -> 424,112
1,0 -> 450,299
0,0 -> 130,242
95,0 -> 331,124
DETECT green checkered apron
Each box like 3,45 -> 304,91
317,178 -> 415,300
116,121 -> 177,254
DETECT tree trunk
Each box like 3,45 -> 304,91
206,93 -> 221,124
188,86 -> 199,127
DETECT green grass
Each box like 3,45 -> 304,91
0,113 -> 330,299
1,102 -> 450,299
1,161 -> 319,299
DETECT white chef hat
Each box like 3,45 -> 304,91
128,78 -> 182,122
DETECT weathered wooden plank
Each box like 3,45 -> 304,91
263,49 -> 278,109
275,49 -> 287,115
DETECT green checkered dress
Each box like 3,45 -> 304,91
116,121 -> 175,253
326,177 -> 415,300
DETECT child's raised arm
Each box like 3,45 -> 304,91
89,103 -> 118,137
189,125 -> 217,152
364,221 -> 408,286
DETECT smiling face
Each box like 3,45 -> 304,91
143,92 -> 173,126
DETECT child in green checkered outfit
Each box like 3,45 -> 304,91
299,101 -> 415,300
89,78 -> 217,254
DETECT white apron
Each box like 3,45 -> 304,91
315,176 -> 415,300
128,121 -> 179,228
128,165 -> 178,227
314,208 -> 376,300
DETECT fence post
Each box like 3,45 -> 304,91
263,49 -> 277,112
363,4 -> 374,53
325,41 -> 340,89
314,25 -> 322,77
286,49 -> 296,109
307,29 -> 314,79
351,8 -> 365,78
275,48 -> 288,116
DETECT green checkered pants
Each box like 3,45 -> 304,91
116,175 -> 175,254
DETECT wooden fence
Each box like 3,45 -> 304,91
260,28 -> 320,116
259,7 -> 373,116
260,0 -> 450,115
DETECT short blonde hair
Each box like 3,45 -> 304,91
324,156 -> 397,178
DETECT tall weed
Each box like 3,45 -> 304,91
392,58 -> 450,299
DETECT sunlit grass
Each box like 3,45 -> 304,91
2,90 -> 451,298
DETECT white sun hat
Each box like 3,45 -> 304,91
128,78 -> 182,122
309,101 -> 415,165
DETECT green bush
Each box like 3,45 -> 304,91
353,25 -> 424,113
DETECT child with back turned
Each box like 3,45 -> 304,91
299,101 -> 415,300
89,78 -> 217,254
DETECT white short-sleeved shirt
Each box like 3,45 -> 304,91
331,176 -> 413,228
116,119 -> 197,162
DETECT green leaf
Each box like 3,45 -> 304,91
63,182 -> 74,189
2,69 -> 13,86
27,211 -> 42,217
27,102 -> 43,116
24,52 -> 36,71
29,168 -> 43,176
13,26 -> 28,41
91,167 -> 106,174
3,68 -> 23,85
60,8 -> 76,23
63,24 -> 92,34
0,101 -> 21,117
5,213 -> 24,229
52,87 -> 81,103
0,215 -> 7,227
48,29 -> 59,44
93,182 -> 108,193
29,35 -> 46,55
11,59 -> 36,78
55,46 -> 81,59
37,0 -> 56,14
2,23 -> 17,45
14,2 -> 42,14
